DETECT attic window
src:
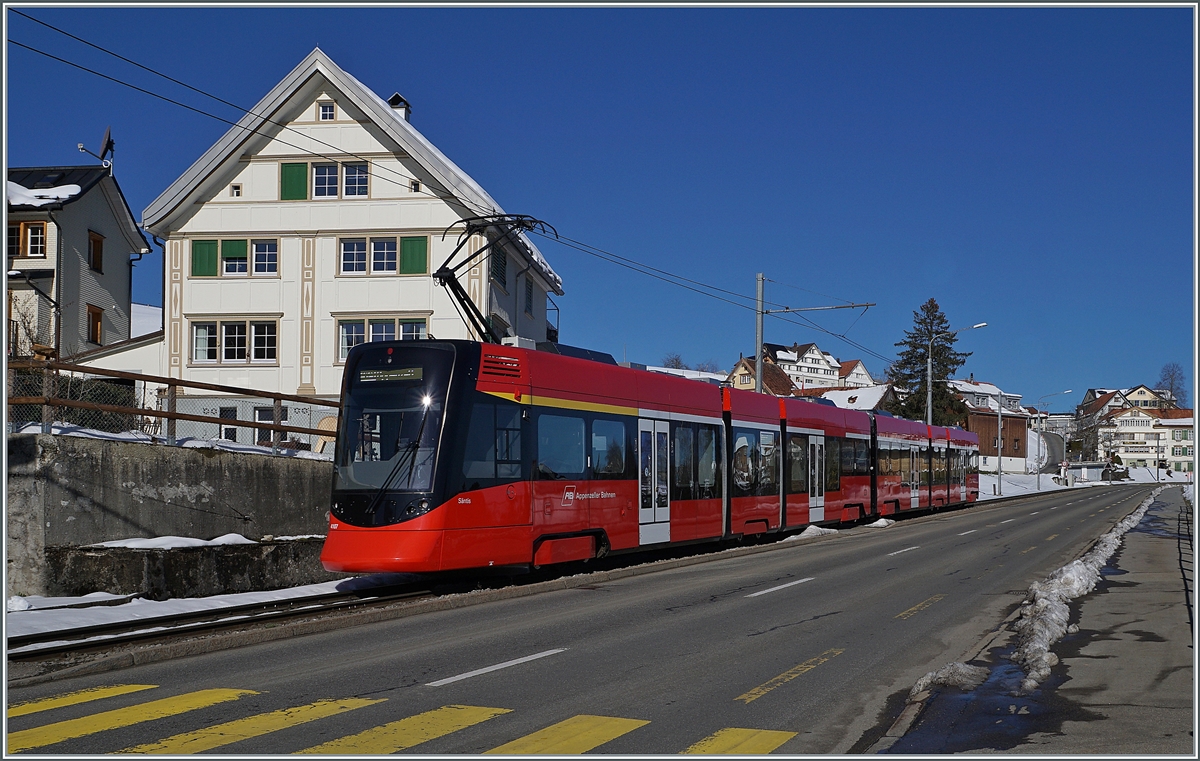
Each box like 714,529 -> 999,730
319,103 -> 335,121
410,180 -> 421,193
230,184 -> 242,197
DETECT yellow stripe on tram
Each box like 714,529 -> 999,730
6,688 -> 256,753
682,727 -> 797,754
485,714 -> 649,755
297,704 -> 510,755
7,684 -> 158,718
121,697 -> 384,754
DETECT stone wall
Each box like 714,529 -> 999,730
6,434 -> 335,597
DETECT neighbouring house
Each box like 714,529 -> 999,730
80,48 -> 565,443
727,355 -> 798,396
1074,386 -> 1181,458
1097,407 -> 1194,473
760,342 -> 869,390
947,378 -> 1029,474
7,166 -> 150,359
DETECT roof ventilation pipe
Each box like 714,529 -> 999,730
387,92 -> 411,121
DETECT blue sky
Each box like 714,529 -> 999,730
6,5 -> 1194,411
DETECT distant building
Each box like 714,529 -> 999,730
947,378 -> 1029,474
727,355 -> 798,396
7,165 -> 150,358
759,342 -> 871,390
1098,406 -> 1194,473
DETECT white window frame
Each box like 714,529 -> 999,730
190,318 -> 280,365
318,102 -> 336,121
340,238 -> 368,275
344,163 -> 369,197
335,315 -> 430,362
252,240 -> 278,276
313,163 -> 339,198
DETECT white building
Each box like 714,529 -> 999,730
1099,407 -> 1194,474
83,48 -> 563,402
763,342 -> 859,390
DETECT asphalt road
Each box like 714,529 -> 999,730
7,485 -> 1157,755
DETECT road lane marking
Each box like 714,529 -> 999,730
1045,534 -> 1058,541
1000,519 -> 1014,524
895,594 -> 947,620
1029,512 -> 1039,515
485,715 -> 648,754
887,546 -> 919,556
683,728 -> 797,754
122,697 -> 383,753
958,530 -> 977,536
1021,546 -> 1038,555
7,688 -> 256,753
300,705 -> 510,754
427,649 -> 567,686
735,649 -> 844,704
746,577 -> 815,597
7,684 -> 157,718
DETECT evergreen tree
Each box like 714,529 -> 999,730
884,298 -> 973,425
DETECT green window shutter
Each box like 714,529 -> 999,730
191,240 -> 218,276
400,236 -> 428,274
280,163 -> 308,200
221,239 -> 247,259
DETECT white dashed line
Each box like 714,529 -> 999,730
746,577 -> 815,598
1030,512 -> 1039,515
888,546 -> 920,556
426,649 -> 567,686
958,529 -> 977,536
1001,519 -> 1014,524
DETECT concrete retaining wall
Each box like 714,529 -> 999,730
6,434 -> 335,597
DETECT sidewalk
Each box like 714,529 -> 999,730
883,485 -> 1194,755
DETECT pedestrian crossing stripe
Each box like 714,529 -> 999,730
120,697 -> 385,754
7,684 -> 158,718
7,688 -> 257,753
484,714 -> 649,755
297,704 -> 510,754
683,727 -> 797,754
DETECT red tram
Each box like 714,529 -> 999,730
320,340 -> 980,573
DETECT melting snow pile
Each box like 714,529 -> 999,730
798,525 -> 838,538
866,518 -> 895,528
909,662 -> 990,697
1009,485 -> 1167,694
88,533 -> 256,549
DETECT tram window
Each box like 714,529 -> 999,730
732,429 -> 757,498
591,419 -> 626,478
922,447 -> 932,486
878,444 -> 889,476
854,439 -> 869,475
696,425 -> 720,499
825,437 -> 841,492
787,433 -> 808,494
536,413 -> 585,479
672,424 -> 695,501
460,400 -> 524,488
757,430 -> 779,498
969,451 -> 979,474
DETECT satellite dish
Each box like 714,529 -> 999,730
99,126 -> 114,161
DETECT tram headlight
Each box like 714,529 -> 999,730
419,498 -> 429,511
421,394 -> 432,408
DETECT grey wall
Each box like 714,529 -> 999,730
7,434 -> 334,596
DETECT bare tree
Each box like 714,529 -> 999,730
694,359 -> 723,373
1156,362 -> 1188,407
661,352 -> 688,370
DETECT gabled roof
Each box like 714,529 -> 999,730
8,166 -> 108,210
838,359 -> 868,378
729,357 -> 797,397
1081,390 -> 1122,417
141,47 -> 561,294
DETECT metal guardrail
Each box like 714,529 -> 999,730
7,360 -> 341,454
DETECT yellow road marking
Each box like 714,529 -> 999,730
485,714 -> 648,754
7,684 -> 157,718
735,649 -> 844,704
683,727 -> 797,754
6,688 -> 255,753
1021,546 -> 1038,554
895,594 -> 946,620
122,697 -> 383,754
299,704 -> 509,754
1045,534 -> 1058,541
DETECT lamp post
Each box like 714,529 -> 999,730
926,322 -> 987,426
1034,389 -> 1072,492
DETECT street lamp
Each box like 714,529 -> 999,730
1034,389 -> 1072,492
926,322 -> 987,426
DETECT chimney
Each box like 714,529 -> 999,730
387,92 -> 411,121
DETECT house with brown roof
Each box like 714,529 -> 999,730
1098,406 -> 1194,473
727,355 -> 798,396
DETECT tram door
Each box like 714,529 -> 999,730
909,446 -> 921,508
808,435 -> 825,521
638,419 -> 671,545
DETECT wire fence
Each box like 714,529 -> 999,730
7,361 -> 341,458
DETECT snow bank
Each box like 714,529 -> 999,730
909,662 -> 990,697
89,533 -> 256,549
865,518 -> 895,528
798,525 -> 838,538
1009,485 -> 1167,694
10,421 -> 333,460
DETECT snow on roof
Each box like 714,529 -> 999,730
7,180 -> 82,207
820,384 -> 890,410
776,350 -> 798,362
947,378 -> 1004,396
131,303 -> 163,337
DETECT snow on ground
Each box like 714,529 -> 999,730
90,533 -> 256,549
10,421 -> 332,460
4,573 -> 419,644
976,466 -> 1185,501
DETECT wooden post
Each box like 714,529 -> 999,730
167,384 -> 177,445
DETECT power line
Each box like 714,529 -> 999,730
9,23 -> 892,365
